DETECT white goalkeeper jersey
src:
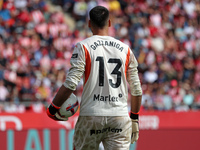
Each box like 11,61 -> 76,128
64,35 -> 142,116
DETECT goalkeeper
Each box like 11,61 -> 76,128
47,6 -> 142,150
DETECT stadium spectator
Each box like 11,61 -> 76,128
0,80 -> 9,102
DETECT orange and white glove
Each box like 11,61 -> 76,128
130,112 -> 139,144
46,103 -> 68,121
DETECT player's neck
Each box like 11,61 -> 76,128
92,29 -> 109,36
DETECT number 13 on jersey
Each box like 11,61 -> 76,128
96,56 -> 122,88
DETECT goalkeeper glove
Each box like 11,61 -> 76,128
46,103 -> 68,121
130,112 -> 139,144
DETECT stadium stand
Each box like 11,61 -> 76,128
0,0 -> 200,113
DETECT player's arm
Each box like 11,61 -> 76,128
47,43 -> 86,121
127,50 -> 142,144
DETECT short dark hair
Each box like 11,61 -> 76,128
89,6 -> 109,28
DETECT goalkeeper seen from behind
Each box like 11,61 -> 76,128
47,5 -> 142,150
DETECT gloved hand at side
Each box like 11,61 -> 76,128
131,119 -> 139,144
130,112 -> 139,144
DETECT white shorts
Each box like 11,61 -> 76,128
73,116 -> 132,150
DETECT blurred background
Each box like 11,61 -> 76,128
0,0 -> 200,150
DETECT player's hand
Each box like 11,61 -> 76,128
46,103 -> 68,121
131,119 -> 139,144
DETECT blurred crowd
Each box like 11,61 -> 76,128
0,0 -> 200,113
